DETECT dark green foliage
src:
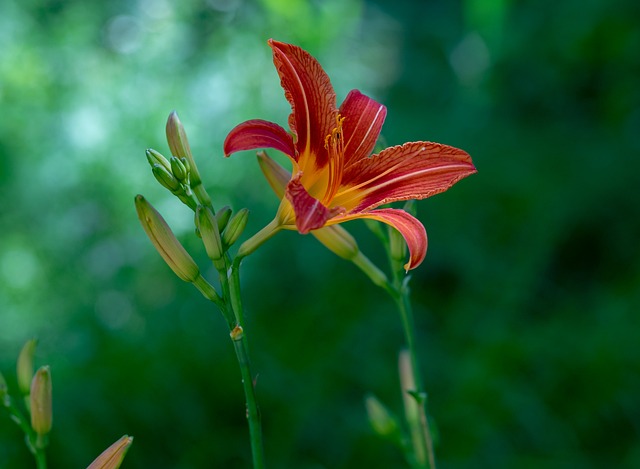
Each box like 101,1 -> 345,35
1,0 -> 638,467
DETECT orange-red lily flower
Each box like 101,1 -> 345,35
224,40 -> 476,270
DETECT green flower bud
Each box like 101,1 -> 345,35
365,394 -> 399,437
180,157 -> 191,175
170,156 -> 189,183
17,338 -> 37,395
196,206 -> 223,262
388,223 -> 407,264
215,206 -> 232,232
152,164 -> 180,192
165,111 -> 192,160
222,208 -> 249,248
145,148 -> 171,173
87,435 -> 133,469
391,202 -> 415,272
166,111 -> 212,207
30,366 -> 52,436
0,370 -> 7,401
135,195 -> 200,283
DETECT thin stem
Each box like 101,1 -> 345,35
382,216 -> 436,469
231,328 -> 265,469
34,447 -> 47,469
192,274 -> 226,312
393,289 -> 435,469
236,219 -> 282,260
212,253 -> 264,467
351,252 -> 391,292
229,258 -> 245,326
2,396 -> 48,468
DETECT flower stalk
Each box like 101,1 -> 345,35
138,111 -> 267,468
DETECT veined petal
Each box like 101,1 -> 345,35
257,150 -> 291,199
269,39 -> 337,168
337,141 -> 476,212
224,119 -> 296,159
330,208 -> 427,271
340,90 -> 387,167
285,172 -> 341,234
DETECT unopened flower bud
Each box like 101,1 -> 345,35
222,208 -> 249,247
180,157 -> 191,174
215,206 -> 232,232
196,206 -> 223,262
135,195 -> 200,283
388,224 -> 407,264
165,111 -> 213,208
145,148 -> 171,173
30,366 -> 52,436
365,394 -> 399,437
17,338 -> 37,395
0,371 -> 7,400
87,435 -> 133,469
312,225 -> 359,260
152,164 -> 180,192
166,111 -> 192,160
170,156 -> 189,183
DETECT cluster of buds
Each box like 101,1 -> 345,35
146,148 -> 197,210
0,339 -> 52,454
136,112 -> 250,316
1,340 -> 133,468
18,339 -> 52,441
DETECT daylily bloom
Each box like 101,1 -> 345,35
224,39 -> 476,270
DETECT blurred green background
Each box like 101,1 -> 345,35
1,0 -> 639,467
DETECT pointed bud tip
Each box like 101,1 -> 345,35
222,208 -> 250,248
17,338 -> 38,395
365,394 -> 399,437
87,434 -> 134,469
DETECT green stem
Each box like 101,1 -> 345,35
34,446 -> 47,469
192,274 -> 226,311
229,258 -> 245,326
231,328 -> 265,469
236,219 -> 282,260
392,278 -> 435,469
351,241 -> 435,467
383,215 -> 436,469
1,396 -> 48,468
351,252 -> 391,292
213,253 -> 264,467
192,182 -> 213,212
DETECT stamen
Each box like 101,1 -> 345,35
322,114 -> 346,205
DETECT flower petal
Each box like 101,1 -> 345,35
269,39 -> 337,168
257,150 -> 290,199
224,119 -> 296,159
339,90 -> 387,167
285,172 -> 340,234
335,208 -> 427,271
337,141 -> 476,212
